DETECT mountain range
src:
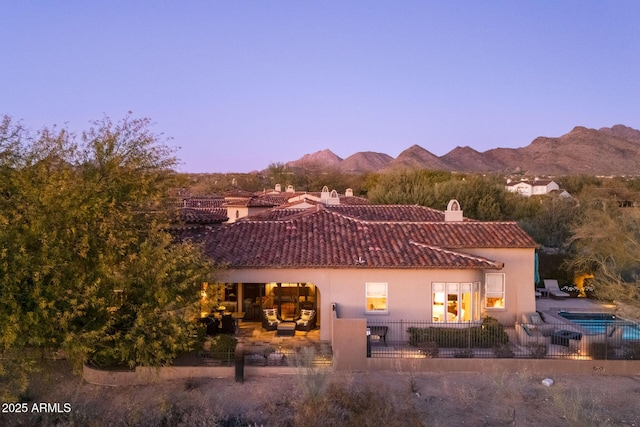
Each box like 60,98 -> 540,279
286,124 -> 640,176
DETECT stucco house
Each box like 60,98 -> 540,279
506,179 -> 560,197
198,197 -> 538,345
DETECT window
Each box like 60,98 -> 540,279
366,282 -> 387,312
485,273 -> 505,309
432,282 -> 480,323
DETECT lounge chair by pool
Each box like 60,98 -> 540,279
543,279 -> 570,298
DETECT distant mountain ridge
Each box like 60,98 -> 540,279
284,124 -> 640,176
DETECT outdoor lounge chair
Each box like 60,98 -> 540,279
516,322 -> 551,346
521,312 -> 555,336
294,309 -> 316,331
262,308 -> 282,331
543,279 -> 570,298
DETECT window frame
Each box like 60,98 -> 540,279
365,282 -> 388,314
485,273 -> 506,310
432,282 -> 480,323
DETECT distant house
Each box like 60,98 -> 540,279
198,198 -> 538,345
506,179 -> 560,197
221,186 -> 368,223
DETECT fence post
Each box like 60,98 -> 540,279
235,343 -> 244,383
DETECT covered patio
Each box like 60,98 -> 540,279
194,316 -> 331,368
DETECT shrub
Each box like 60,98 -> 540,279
209,334 -> 237,360
623,342 -> 640,360
529,343 -> 548,359
453,349 -> 474,358
588,342 -> 616,360
493,343 -> 515,358
417,341 -> 439,358
262,345 -> 276,358
407,317 -> 508,348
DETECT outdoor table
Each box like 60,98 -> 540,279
551,330 -> 582,347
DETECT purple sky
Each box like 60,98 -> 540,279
2,2 -> 639,173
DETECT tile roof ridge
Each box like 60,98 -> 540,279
408,239 -> 504,269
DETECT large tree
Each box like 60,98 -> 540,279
566,194 -> 640,314
0,115 -> 214,398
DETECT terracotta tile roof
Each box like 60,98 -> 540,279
202,207 -> 536,269
178,197 -> 225,209
255,194 -> 291,205
240,208 -> 311,222
326,205 -> 449,222
223,197 -> 280,208
175,208 -> 228,224
337,195 -> 369,205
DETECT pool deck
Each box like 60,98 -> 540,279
536,296 -> 616,323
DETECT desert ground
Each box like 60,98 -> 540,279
2,360 -> 640,427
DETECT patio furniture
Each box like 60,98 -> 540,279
199,316 -> 219,336
516,323 -> 551,346
295,309 -> 316,331
521,312 -> 555,336
277,322 -> 296,336
368,326 -> 389,346
551,329 -> 582,347
262,308 -> 282,331
221,314 -> 235,334
543,279 -> 570,298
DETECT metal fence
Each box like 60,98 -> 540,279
195,348 -> 332,367
366,318 -> 640,360
243,347 -> 332,367
198,350 -> 236,366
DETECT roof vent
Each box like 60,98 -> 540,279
286,185 -> 295,193
445,199 -> 463,222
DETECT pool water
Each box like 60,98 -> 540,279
558,311 -> 640,341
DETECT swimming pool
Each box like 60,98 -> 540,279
558,311 -> 640,341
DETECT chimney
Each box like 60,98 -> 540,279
445,199 -> 463,222
320,186 -> 330,203
345,188 -> 353,197
275,184 -> 281,192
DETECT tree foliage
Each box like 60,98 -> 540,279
366,169 -> 537,221
565,194 -> 640,308
0,115 -> 214,398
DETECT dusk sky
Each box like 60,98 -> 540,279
2,2 -> 639,173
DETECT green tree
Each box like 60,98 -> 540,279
566,195 -> 640,310
517,195 -> 579,248
0,115 -> 215,398
366,169 -> 452,206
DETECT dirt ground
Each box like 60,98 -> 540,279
2,360 -> 640,427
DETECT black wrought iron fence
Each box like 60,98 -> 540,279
243,347 -> 332,367
366,318 -> 640,360
198,350 -> 235,366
